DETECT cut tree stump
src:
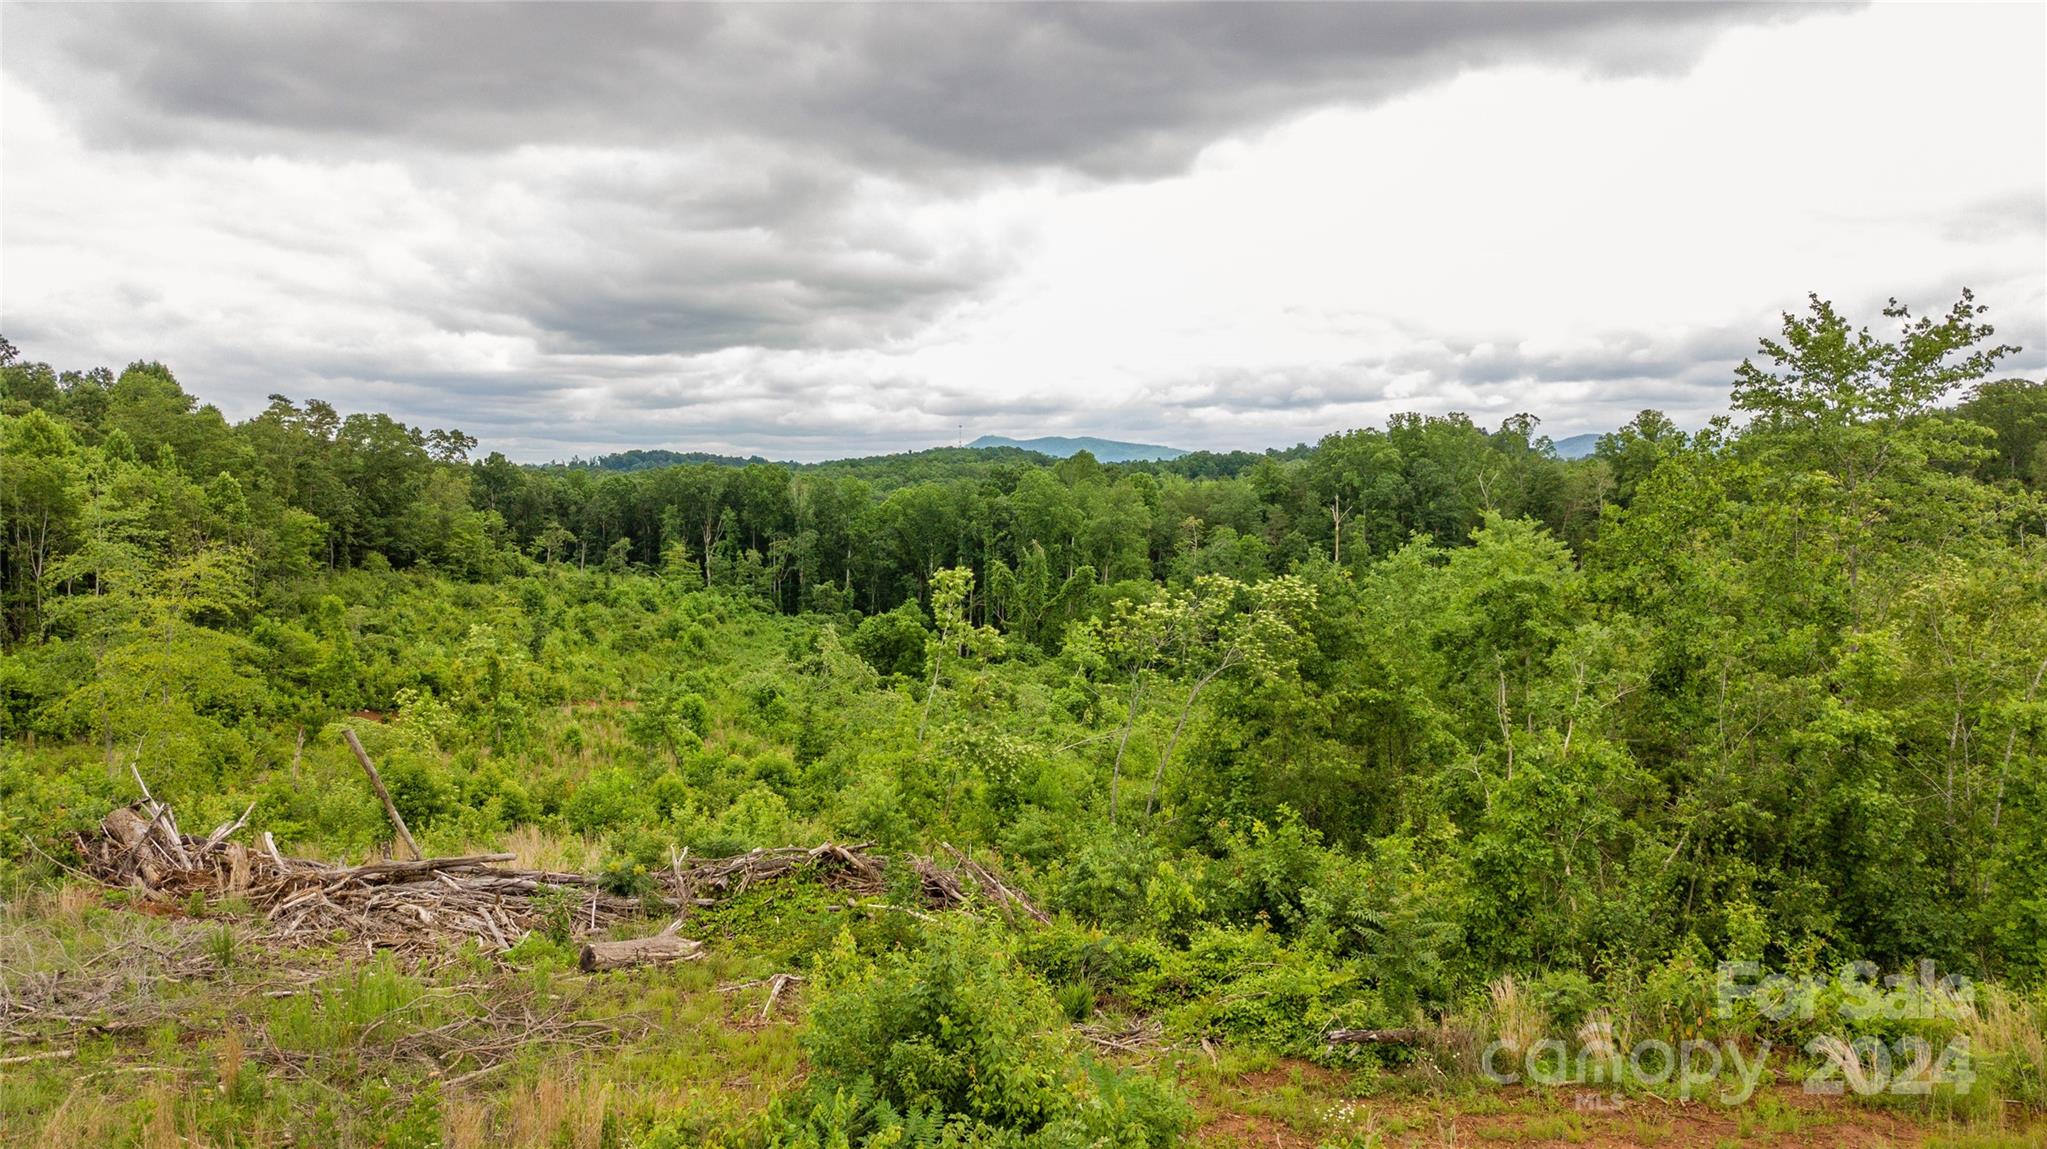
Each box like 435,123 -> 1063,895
579,925 -> 703,973
103,807 -> 153,854
102,807 -> 167,887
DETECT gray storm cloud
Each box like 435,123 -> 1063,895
10,3 -> 1805,170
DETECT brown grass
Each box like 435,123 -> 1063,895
442,1097 -> 491,1149
32,1085 -> 116,1149
499,824 -> 592,873
571,1079 -> 612,1149
1964,985 -> 2047,1113
216,1028 -> 245,1096
141,1083 -> 181,1149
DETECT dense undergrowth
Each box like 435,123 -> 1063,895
3,294 -> 2046,1146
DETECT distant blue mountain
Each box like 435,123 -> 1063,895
967,434 -> 1188,463
1551,432 -> 1602,460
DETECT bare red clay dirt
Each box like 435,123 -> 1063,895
1187,1061 -> 2037,1148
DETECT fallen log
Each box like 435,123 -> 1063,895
1325,1027 -> 1426,1046
0,1049 -> 76,1067
579,925 -> 703,973
101,807 -> 171,888
347,853 -> 517,879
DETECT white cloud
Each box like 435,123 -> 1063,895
3,3 -> 2040,461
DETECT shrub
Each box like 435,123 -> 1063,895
740,671 -> 791,723
1130,925 -> 1379,1057
849,603 -> 929,679
533,886 -> 580,946
1202,808 -> 1326,932
831,770 -> 917,854
564,767 -> 649,836
599,823 -> 669,897
1015,918 -> 1158,999
773,923 -> 1188,1148
716,785 -> 797,849
1528,969 -> 1599,1034
627,681 -> 712,763
377,751 -> 458,830
1050,827 -> 1162,930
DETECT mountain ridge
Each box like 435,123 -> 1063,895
966,434 -> 1187,462
1551,432 -> 1602,460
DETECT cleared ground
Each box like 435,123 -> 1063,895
2,886 -> 2037,1149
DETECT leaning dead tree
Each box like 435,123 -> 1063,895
78,778 -> 1047,963
342,727 -> 421,861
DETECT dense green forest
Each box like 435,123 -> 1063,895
2,292 -> 2045,1147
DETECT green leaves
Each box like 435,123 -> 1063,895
47,542 -> 263,778
1733,290 -> 2016,432
784,923 -> 1187,1148
3,287 -> 2045,1066
919,566 -> 1003,742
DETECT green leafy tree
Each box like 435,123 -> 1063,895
0,409 -> 85,640
49,541 -> 259,778
917,566 -> 1002,742
1732,290 -> 2015,620
1145,573 -> 1317,818
1311,427 -> 1404,564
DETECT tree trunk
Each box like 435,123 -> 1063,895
104,805 -> 184,887
579,930 -> 702,973
1147,656 -> 1234,817
343,727 -> 423,861
918,647 -> 943,743
1326,1028 -> 1424,1046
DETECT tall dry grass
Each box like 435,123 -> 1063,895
1963,986 -> 2047,1114
498,824 -> 594,873
32,1085 -> 115,1149
486,1069 -> 614,1149
442,1097 -> 492,1149
1488,974 -> 1547,1056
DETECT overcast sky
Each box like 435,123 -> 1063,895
3,2 -> 2042,462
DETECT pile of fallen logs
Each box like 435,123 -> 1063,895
676,842 -> 887,899
85,798 -> 647,953
78,756 -> 1047,966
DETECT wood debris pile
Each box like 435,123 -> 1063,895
676,842 -> 887,899
83,801 -> 638,951
657,841 -> 1040,922
1078,1015 -> 1169,1054
78,789 -> 1046,956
